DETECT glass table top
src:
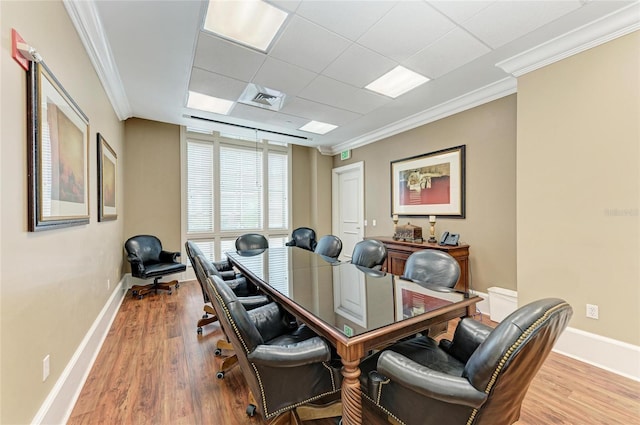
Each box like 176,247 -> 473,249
227,247 -> 475,337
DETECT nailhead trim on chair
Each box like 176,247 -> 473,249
464,302 -> 570,425
362,392 -> 406,425
209,279 -> 341,419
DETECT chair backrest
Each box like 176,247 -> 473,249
351,239 -> 387,269
314,235 -> 343,259
235,233 -> 269,252
401,250 -> 460,289
184,240 -> 204,264
288,227 -> 317,251
124,235 -> 162,263
464,298 -> 573,424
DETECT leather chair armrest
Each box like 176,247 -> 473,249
285,240 -> 295,246
377,351 -> 487,409
247,336 -> 331,367
159,250 -> 180,263
212,259 -> 233,272
239,295 -> 271,311
218,270 -> 237,280
439,318 -> 493,363
127,254 -> 145,275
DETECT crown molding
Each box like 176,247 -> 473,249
63,0 -> 132,120
496,2 -> 640,77
324,77 -> 517,156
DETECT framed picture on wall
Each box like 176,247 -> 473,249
27,61 -> 90,231
391,145 -> 465,218
97,133 -> 117,221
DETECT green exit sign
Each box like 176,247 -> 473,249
340,150 -> 351,160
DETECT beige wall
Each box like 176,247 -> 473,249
0,1 -> 125,423
123,118 -> 182,252
517,32 -> 639,345
334,95 -> 518,293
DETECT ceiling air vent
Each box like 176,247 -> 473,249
238,83 -> 285,111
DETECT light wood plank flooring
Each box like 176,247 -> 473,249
68,280 -> 640,425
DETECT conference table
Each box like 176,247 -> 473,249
227,247 -> 480,425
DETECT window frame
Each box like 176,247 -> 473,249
180,127 -> 291,267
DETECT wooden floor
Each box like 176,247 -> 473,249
68,280 -> 640,425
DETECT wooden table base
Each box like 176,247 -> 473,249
340,358 -> 363,425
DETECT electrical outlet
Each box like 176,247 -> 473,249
372,219 -> 377,226
43,355 -> 50,382
364,219 -> 368,227
586,304 -> 599,319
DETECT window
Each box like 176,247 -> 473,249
183,129 -> 290,262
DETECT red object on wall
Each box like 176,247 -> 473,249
12,29 -> 30,71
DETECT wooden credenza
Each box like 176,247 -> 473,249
366,236 -> 470,293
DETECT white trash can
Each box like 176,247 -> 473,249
487,287 -> 518,322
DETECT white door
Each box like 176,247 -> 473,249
332,162 -> 364,261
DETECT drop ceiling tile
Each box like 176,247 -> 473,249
269,16 -> 351,73
268,0 -> 301,13
266,112 -> 311,130
428,1 -> 494,25
296,1 -> 396,41
193,32 -> 266,82
404,28 -> 491,79
322,44 -> 396,88
252,57 -> 317,97
280,97 -> 361,126
229,102 -> 277,122
358,1 -> 455,62
299,76 -> 389,114
189,67 -> 247,100
462,1 -> 583,48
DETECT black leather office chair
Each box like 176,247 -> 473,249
185,241 -> 264,335
235,233 -> 269,252
206,274 -> 343,423
359,298 -> 573,425
402,250 -> 461,292
184,240 -> 238,281
314,235 -> 343,260
192,255 -> 269,378
285,226 -> 317,251
124,235 -> 186,299
351,239 -> 387,270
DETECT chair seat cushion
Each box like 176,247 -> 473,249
360,335 -> 465,390
140,262 -> 186,279
266,324 -> 317,346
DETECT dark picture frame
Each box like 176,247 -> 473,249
97,133 -> 117,221
391,145 -> 465,218
27,61 -> 90,231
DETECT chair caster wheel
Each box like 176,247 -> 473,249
176,283 -> 180,289
137,294 -> 143,300
197,327 -> 203,335
246,404 -> 256,417
202,313 -> 208,319
214,348 -> 222,356
168,291 -> 172,295
216,371 -> 224,379
132,290 -> 139,296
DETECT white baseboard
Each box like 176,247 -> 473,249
472,288 -> 640,382
554,326 -> 640,382
32,277 -> 127,425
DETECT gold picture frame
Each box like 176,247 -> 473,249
97,133 -> 117,221
27,62 -> 90,231
391,145 -> 466,218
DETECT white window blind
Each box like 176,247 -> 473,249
268,152 -> 288,229
187,141 -> 214,233
220,145 -> 263,230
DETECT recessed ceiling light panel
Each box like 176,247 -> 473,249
366,66 -> 430,98
203,0 -> 288,52
187,91 -> 234,115
299,121 -> 338,135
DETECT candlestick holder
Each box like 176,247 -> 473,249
428,217 -> 437,243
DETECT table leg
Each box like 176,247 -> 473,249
340,358 -> 362,425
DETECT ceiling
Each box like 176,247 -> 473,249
65,0 -> 639,153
